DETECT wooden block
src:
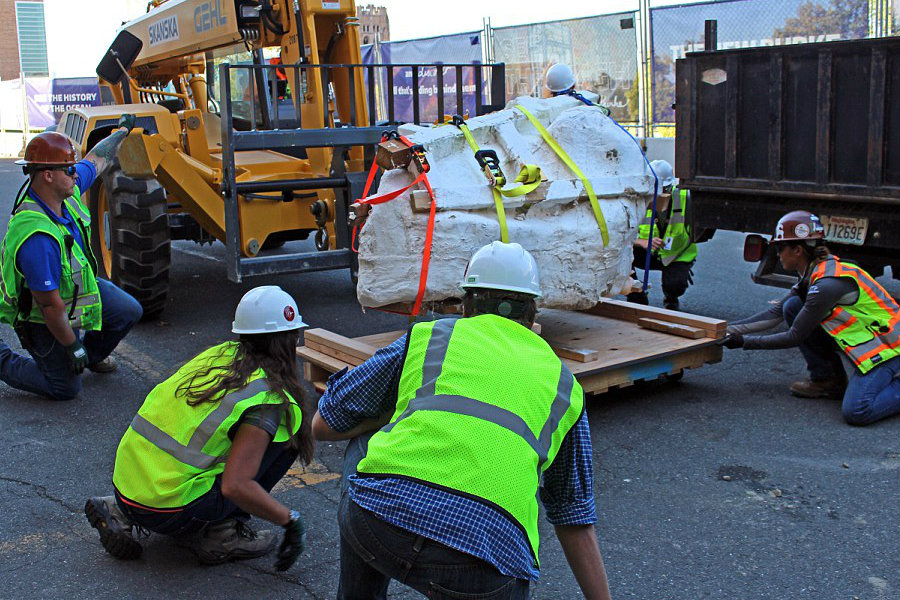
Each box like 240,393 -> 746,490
303,329 -> 378,362
375,138 -> 414,170
305,339 -> 367,366
584,298 -> 726,338
411,190 -> 433,212
546,341 -> 599,363
297,346 -> 352,373
637,318 -> 705,339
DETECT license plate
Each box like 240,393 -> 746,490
820,215 -> 868,246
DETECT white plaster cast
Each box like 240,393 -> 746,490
356,93 -> 656,310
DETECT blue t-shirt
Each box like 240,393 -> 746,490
16,161 -> 97,292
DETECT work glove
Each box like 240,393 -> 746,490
117,113 -> 136,133
274,510 -> 305,571
64,339 -> 89,374
720,333 -> 744,350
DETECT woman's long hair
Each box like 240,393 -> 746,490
175,329 -> 314,464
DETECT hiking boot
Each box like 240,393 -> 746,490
790,375 -> 847,400
84,496 -> 142,560
626,291 -> 649,305
88,357 -> 117,373
185,519 -> 276,565
663,298 -> 680,311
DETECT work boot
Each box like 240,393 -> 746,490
789,375 -> 847,400
663,297 -> 680,311
84,496 -> 143,560
626,291 -> 649,305
88,357 -> 117,373
184,518 -> 277,565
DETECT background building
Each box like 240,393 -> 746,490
0,0 -> 48,81
357,4 -> 390,44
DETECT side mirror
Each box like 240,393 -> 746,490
96,30 -> 143,85
743,234 -> 769,262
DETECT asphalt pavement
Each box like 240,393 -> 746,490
0,159 -> 897,600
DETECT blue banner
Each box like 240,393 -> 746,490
361,32 -> 483,124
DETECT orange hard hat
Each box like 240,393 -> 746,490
772,210 -> 825,243
16,132 -> 77,169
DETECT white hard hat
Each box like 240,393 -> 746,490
459,241 -> 542,298
546,63 -> 576,94
650,159 -> 675,189
232,285 -> 307,334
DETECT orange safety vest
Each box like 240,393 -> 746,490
810,256 -> 900,374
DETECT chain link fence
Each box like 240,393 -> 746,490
358,0 -> 894,134
492,13 -> 640,123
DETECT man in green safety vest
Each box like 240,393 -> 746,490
0,121 -> 143,401
627,159 -> 697,311
313,242 -> 612,599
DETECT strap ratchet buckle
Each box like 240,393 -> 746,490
473,149 -> 505,187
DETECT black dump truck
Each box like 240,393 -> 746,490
675,34 -> 900,287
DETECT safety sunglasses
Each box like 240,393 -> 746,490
41,165 -> 77,176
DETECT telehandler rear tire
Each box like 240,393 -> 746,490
90,166 -> 171,320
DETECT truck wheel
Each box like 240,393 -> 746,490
90,167 -> 170,319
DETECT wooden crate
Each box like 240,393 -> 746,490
298,299 -> 725,397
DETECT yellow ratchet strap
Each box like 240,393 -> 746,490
454,119 -> 542,243
514,104 -> 610,246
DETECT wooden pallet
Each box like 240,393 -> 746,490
297,299 -> 725,397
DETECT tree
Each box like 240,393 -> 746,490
774,0 -> 868,39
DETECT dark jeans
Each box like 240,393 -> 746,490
336,434 -> 530,600
629,247 -> 694,302
116,442 -> 297,536
0,279 -> 142,401
782,295 -> 845,381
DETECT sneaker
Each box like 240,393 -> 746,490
84,496 -> 143,560
789,375 -> 847,400
185,519 -> 277,565
88,357 -> 117,373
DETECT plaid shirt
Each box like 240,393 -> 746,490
318,329 -> 597,580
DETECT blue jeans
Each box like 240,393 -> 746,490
842,356 -> 900,426
116,442 -> 297,536
336,434 -> 530,600
782,295 -> 845,381
0,279 -> 142,401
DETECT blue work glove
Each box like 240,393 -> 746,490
64,339 -> 89,374
117,113 -> 136,133
274,510 -> 305,571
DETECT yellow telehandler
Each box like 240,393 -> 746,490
57,0 -> 505,316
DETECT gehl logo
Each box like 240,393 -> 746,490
195,0 -> 228,33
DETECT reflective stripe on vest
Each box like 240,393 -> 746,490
128,378 -> 271,470
638,188 -> 696,265
811,257 -> 900,373
357,315 -> 584,566
382,319 -> 575,468
0,189 -> 101,329
114,342 -> 303,508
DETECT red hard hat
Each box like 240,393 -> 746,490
772,210 -> 825,243
16,132 -> 77,168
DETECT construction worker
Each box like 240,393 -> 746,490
723,211 -> 900,426
626,159 -> 697,310
545,63 -> 611,114
0,121 -> 143,401
84,286 -> 310,569
313,242 -> 612,600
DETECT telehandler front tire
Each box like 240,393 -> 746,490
90,166 -> 171,319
